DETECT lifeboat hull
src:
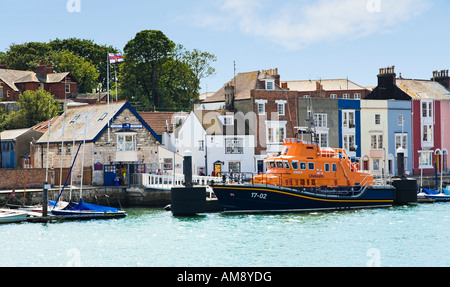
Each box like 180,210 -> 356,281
212,184 -> 395,213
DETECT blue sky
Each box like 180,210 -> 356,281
1,0 -> 449,93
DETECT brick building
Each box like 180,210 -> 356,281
199,68 -> 372,173
0,62 -> 78,101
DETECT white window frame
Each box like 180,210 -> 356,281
255,99 -> 267,115
117,132 -> 137,152
342,110 -> 355,129
219,115 -> 234,126
317,131 -> 329,148
275,100 -> 287,116
163,158 -> 173,170
314,113 -> 328,128
370,133 -> 383,150
343,134 -> 356,152
266,121 -> 287,144
421,100 -> 433,119
225,137 -> 244,154
419,151 -> 433,169
395,134 -> 407,150
265,79 -> 275,90
422,124 -> 433,143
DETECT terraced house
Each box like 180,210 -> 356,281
365,67 -> 450,176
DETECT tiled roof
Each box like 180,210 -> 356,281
0,68 -> 72,91
396,79 -> 450,100
202,71 -> 282,103
139,111 -> 188,134
283,79 -> 367,91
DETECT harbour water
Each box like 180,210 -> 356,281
0,203 -> 448,267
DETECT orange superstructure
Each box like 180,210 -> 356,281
253,138 -> 374,188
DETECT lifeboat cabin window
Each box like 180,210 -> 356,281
308,163 -> 315,170
291,161 -> 299,170
300,162 -> 307,170
332,163 -> 337,172
269,162 -> 276,169
284,161 -> 290,169
276,161 -> 284,168
325,163 -> 330,172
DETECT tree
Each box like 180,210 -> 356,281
179,47 -> 217,96
121,30 -> 176,109
1,90 -> 61,130
48,50 -> 99,93
120,30 -> 217,111
1,42 -> 52,71
48,38 -> 119,91
158,58 -> 198,111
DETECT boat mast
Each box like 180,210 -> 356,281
80,115 -> 88,200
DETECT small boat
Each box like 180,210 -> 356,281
50,115 -> 127,221
418,187 -> 450,202
212,137 -> 395,213
0,211 -> 28,224
51,199 -> 127,220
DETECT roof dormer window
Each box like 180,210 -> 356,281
265,79 -> 275,90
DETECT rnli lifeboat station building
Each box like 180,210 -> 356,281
33,101 -> 161,186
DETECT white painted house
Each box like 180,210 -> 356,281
165,110 -> 256,176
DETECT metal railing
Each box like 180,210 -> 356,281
141,173 -> 222,190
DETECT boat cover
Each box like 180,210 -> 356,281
422,187 -> 440,195
67,199 -> 119,213
443,189 -> 450,196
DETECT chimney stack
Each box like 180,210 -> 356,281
378,65 -> 396,88
36,62 -> 54,77
432,69 -> 450,89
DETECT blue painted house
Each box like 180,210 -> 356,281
387,100 -> 412,176
338,99 -> 361,162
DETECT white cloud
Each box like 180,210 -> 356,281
191,0 -> 429,50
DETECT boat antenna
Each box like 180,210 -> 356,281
306,97 -> 317,145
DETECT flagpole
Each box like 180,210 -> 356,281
115,65 -> 118,101
107,52 -> 111,143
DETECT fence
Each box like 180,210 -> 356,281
141,173 -> 222,190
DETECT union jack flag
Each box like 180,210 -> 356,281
109,53 -> 124,64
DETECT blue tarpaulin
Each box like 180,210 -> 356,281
422,187 -> 440,195
68,199 -> 119,213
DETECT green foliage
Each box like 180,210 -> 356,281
48,50 -> 99,93
1,39 -> 117,93
0,32 -> 217,114
48,38 -> 119,90
1,42 -> 52,71
121,30 -> 176,109
0,90 -> 61,130
121,30 -> 217,111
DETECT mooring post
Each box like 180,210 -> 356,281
42,182 -> 50,217
183,150 -> 193,187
